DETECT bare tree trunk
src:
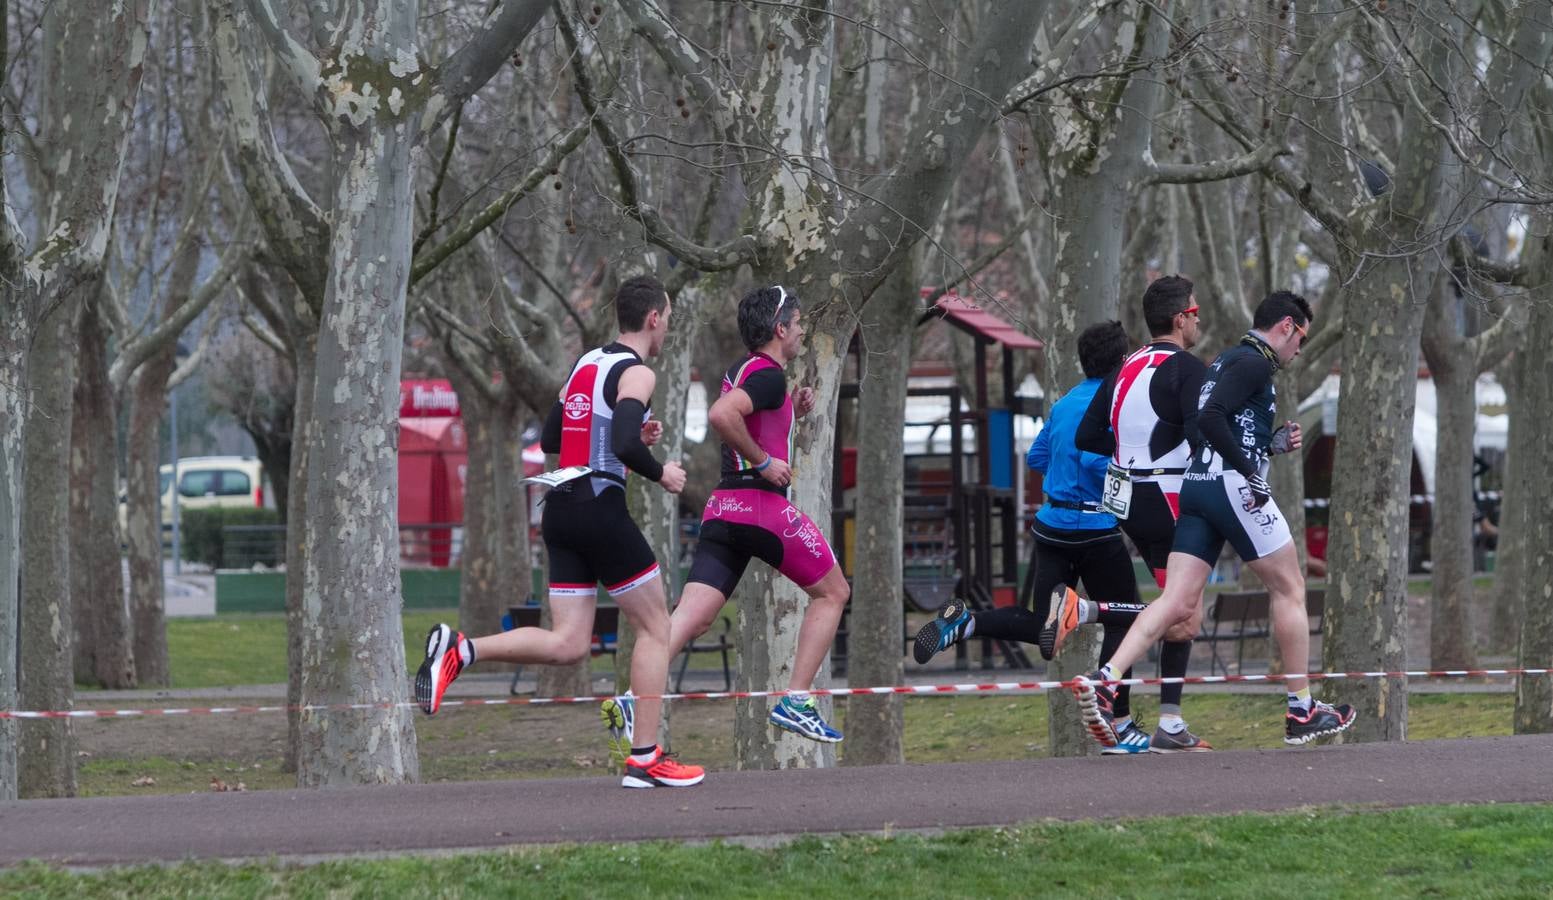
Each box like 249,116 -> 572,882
124,349 -> 175,688
843,256 -> 919,766
70,293 -> 135,688
19,300 -> 80,797
1513,224 -> 1553,734
1041,3 -> 1167,759
0,297 -> 26,800
1490,360 -> 1524,653
297,124 -> 421,787
283,338 -> 316,774
1421,281 -> 1478,668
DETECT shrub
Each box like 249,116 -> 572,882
179,507 -> 283,568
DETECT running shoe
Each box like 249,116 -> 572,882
414,624 -> 467,715
1149,726 -> 1214,753
622,748 -> 705,789
913,598 -> 974,664
1039,586 -> 1083,660
769,695 -> 843,742
1101,720 -> 1152,755
1071,669 -> 1118,748
1285,700 -> 1358,745
601,694 -> 635,772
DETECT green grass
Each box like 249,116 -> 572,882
150,611 -> 453,688
3,804 -> 1549,897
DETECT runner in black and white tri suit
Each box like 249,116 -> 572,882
1072,291 -> 1357,747
1074,275 -> 1212,751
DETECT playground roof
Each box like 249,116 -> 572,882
922,294 -> 1043,351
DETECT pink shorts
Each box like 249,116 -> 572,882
687,488 -> 838,594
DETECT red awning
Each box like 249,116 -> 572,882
926,294 -> 1043,350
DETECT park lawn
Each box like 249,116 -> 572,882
71,691 -> 1515,797
129,608 -> 734,690
3,803 -> 1550,898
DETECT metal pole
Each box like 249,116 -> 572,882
170,384 -> 180,576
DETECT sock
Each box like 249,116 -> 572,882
460,636 -> 476,666
1077,599 -> 1098,625
628,744 -> 659,764
960,616 -> 977,640
1112,715 -> 1132,733
1158,713 -> 1186,734
1098,662 -> 1122,683
786,690 -> 812,706
1288,687 -> 1312,713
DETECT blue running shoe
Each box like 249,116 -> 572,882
913,598 -> 973,664
601,694 -> 635,771
769,695 -> 843,743
1101,720 -> 1152,755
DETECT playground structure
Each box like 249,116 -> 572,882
830,292 -> 1045,671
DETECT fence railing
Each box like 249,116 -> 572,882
220,524 -> 466,569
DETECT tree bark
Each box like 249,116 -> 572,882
1041,3 -> 1167,759
124,347 -> 176,688
1490,361 -> 1524,653
1513,223 -> 1552,734
842,254 -> 920,766
70,291 -> 136,688
1420,279 -> 1478,668
0,297 -> 27,800
297,122 -> 422,787
19,299 -> 81,798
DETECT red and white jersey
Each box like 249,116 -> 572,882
558,343 -> 647,495
1110,343 -> 1193,484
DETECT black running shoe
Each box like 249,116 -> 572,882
1285,700 -> 1357,745
913,598 -> 973,664
1071,670 -> 1118,748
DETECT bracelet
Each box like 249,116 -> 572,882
753,456 -> 772,472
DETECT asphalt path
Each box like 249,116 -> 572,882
3,734 -> 1550,867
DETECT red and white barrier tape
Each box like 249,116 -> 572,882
1,668 -> 1547,720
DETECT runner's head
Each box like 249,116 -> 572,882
1077,320 -> 1128,379
737,285 -> 803,357
1252,290 -> 1312,364
617,275 -> 672,355
1142,274 -> 1199,348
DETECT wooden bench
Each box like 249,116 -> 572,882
1199,587 -> 1327,675
504,602 -> 733,694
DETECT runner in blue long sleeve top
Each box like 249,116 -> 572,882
913,321 -> 1155,754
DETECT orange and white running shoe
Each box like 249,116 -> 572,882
622,748 -> 705,789
1040,586 -> 1083,661
414,624 -> 467,715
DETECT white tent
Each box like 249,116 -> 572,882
1299,372 -> 1508,496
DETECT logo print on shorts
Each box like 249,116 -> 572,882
563,392 -> 591,420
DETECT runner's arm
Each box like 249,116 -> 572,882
612,366 -> 664,481
1196,355 -> 1270,477
540,400 -> 563,454
707,387 -> 767,466
1026,419 -> 1051,474
1074,370 -> 1118,457
1171,354 -> 1208,451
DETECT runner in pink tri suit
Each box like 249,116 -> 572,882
675,285 -> 851,742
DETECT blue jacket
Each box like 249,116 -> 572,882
1029,377 -> 1118,531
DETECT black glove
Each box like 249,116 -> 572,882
1242,472 -> 1272,511
1270,424 -> 1296,455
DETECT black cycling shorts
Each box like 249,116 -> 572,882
541,488 -> 660,598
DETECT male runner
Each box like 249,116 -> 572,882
1069,274 -> 1213,752
415,275 -> 705,789
1072,291 -> 1357,746
913,321 -> 1157,754
601,285 -> 851,758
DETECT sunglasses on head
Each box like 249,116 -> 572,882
772,285 -> 789,327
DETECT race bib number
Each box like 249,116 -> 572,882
1102,462 -> 1132,519
524,465 -> 593,488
